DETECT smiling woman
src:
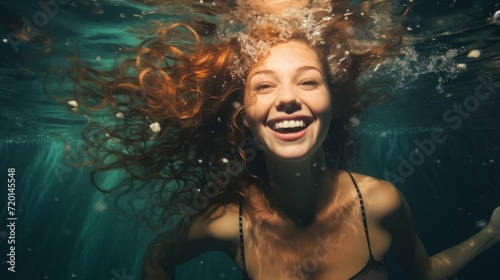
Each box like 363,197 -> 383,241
60,0 -> 500,279
244,40 -> 332,160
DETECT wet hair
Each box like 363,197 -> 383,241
232,1 -> 403,169
63,1 -> 403,232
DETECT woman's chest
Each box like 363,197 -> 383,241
240,212 -> 388,280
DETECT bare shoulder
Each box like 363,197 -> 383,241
188,203 -> 240,243
347,172 -> 404,221
145,203 -> 240,269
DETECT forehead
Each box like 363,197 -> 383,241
247,40 -> 323,76
243,0 -> 310,14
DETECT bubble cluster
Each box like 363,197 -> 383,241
221,3 -> 336,79
372,46 -> 460,93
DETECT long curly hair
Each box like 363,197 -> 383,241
62,1 -> 404,232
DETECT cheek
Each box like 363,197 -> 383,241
309,93 -> 332,118
323,100 -> 333,120
243,91 -> 255,127
244,105 -> 262,129
243,93 -> 268,126
243,102 -> 262,130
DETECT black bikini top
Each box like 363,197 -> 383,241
239,172 -> 389,280
238,171 -> 389,280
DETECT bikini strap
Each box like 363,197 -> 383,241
347,171 -> 375,260
239,198 -> 251,279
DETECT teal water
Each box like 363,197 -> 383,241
1,0 -> 500,279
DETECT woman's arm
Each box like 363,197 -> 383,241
142,205 -> 240,280
384,186 -> 500,280
423,214 -> 499,279
142,223 -> 188,280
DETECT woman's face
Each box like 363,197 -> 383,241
244,40 -> 332,160
246,0 -> 309,14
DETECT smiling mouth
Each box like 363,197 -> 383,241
267,118 -> 313,134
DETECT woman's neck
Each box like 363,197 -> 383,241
262,148 -> 335,227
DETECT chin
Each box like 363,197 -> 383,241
264,146 -> 317,162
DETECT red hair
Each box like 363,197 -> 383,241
61,2 -> 404,232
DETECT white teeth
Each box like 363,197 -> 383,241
274,120 -> 306,130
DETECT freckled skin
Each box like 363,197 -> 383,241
245,0 -> 310,14
244,40 -> 332,160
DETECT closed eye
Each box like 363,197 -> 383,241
254,83 -> 274,93
299,79 -> 320,90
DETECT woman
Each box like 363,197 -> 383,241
140,38 -> 499,280
65,1 -> 500,279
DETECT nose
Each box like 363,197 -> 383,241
275,86 -> 301,113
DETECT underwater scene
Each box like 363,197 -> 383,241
0,0 -> 499,279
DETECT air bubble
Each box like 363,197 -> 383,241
467,49 -> 481,58
120,13 -> 125,18
94,201 -> 107,212
232,101 -> 242,109
493,10 -> 500,24
349,117 -> 360,126
456,63 -> 467,71
149,122 -> 161,133
474,220 -> 487,229
68,100 -> 78,107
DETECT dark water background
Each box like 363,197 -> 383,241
1,0 -> 500,279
